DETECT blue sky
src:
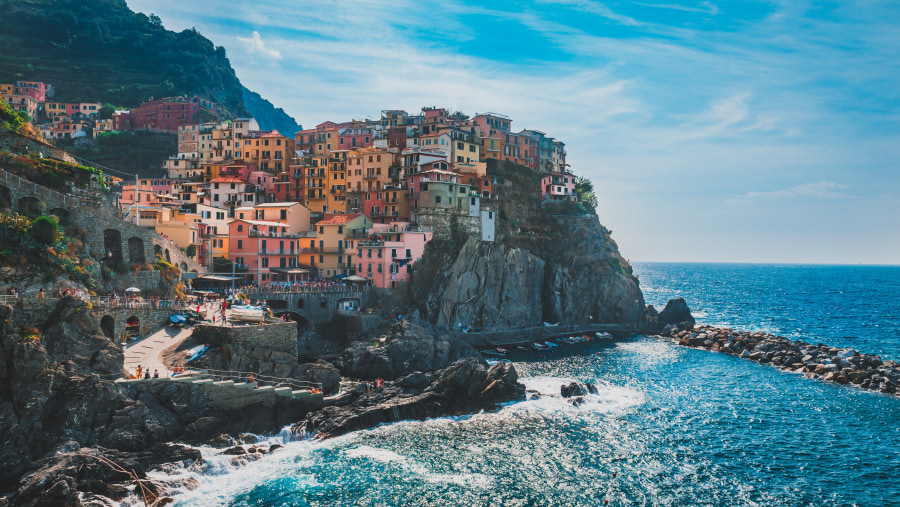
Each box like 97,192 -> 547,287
127,0 -> 900,264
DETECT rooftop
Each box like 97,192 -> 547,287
317,213 -> 363,226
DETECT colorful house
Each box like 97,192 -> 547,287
355,222 -> 432,289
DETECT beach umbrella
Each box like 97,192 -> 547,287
125,287 -> 141,292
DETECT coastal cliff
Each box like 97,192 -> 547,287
410,161 -> 645,329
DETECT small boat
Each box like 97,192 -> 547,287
169,314 -> 187,327
516,346 -> 530,352
187,345 -> 209,363
596,332 -> 613,339
231,305 -> 266,323
559,337 -> 577,345
486,359 -> 512,366
545,341 -> 559,349
532,342 -> 550,351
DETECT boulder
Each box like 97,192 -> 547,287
657,298 -> 695,327
561,382 -> 588,398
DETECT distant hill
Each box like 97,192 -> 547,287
243,87 -> 302,137
0,0 -> 300,129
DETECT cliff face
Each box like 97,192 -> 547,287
410,161 -> 645,329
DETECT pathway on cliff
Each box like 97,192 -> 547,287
123,324 -> 193,377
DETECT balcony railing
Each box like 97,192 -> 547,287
300,246 -> 344,254
249,229 -> 310,239
364,174 -> 379,180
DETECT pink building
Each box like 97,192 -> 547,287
337,126 -> 375,150
11,81 -> 49,102
355,222 -> 433,289
112,111 -> 133,131
248,170 -> 277,200
541,171 -> 577,201
227,219 -> 308,284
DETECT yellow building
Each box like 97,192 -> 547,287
307,213 -> 372,278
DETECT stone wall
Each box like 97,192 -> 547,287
9,297 -> 175,340
416,208 -> 482,242
127,377 -> 324,412
244,289 -> 376,325
0,131 -> 77,163
0,167 -> 205,289
194,322 -> 298,377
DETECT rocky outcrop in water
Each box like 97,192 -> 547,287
663,323 -> 900,396
296,357 -> 525,438
334,319 -> 479,380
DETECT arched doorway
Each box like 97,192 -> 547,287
125,315 -> 140,341
103,229 -> 123,265
154,244 -> 162,257
18,196 -> 44,218
0,185 -> 11,210
100,315 -> 116,339
48,208 -> 70,226
164,249 -> 171,262
274,311 -> 309,333
128,237 -> 146,264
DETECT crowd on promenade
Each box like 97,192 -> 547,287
236,279 -> 371,295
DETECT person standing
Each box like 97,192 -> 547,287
38,288 -> 44,300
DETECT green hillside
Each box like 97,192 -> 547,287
0,0 -> 300,130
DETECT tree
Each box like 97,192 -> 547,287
575,176 -> 598,210
148,13 -> 162,27
184,244 -> 196,258
98,104 -> 116,119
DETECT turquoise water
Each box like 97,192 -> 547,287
155,264 -> 900,506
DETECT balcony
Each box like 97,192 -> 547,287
363,174 -> 379,180
300,246 -> 344,254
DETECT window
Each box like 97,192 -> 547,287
280,209 -> 287,219
261,257 -> 268,268
377,264 -> 382,273
338,226 -> 343,234
237,224 -> 243,232
392,248 -> 397,258
435,195 -> 441,204
237,240 -> 243,249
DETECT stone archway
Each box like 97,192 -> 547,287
103,229 -> 123,265
0,185 -> 10,210
274,311 -> 309,333
48,208 -> 70,226
154,244 -> 162,257
180,262 -> 187,271
100,315 -> 116,339
128,237 -> 146,264
125,315 -> 140,340
18,196 -> 44,218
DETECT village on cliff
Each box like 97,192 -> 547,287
3,80 -> 585,288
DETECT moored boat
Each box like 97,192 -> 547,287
231,305 -> 266,323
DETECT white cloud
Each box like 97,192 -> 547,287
236,31 -> 282,61
742,182 -> 851,200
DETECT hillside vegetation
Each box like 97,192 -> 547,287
0,0 -> 300,131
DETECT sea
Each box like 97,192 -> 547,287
142,263 -> 900,507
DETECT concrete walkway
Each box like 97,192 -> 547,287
123,324 -> 193,378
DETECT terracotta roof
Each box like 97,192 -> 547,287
316,213 -> 363,225
210,177 -> 244,183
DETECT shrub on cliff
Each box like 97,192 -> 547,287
30,215 -> 60,245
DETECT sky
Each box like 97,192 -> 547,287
126,0 -> 900,264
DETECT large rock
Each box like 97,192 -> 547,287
658,298 -> 695,327
297,358 -> 525,438
335,319 -> 478,380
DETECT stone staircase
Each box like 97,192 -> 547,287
122,370 -> 324,411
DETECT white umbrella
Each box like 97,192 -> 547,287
125,287 -> 141,292
345,275 -> 368,282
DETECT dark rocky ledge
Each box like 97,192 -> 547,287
296,357 -> 526,439
661,322 -> 900,396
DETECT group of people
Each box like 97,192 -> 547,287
236,279 -> 367,295
130,364 -> 160,380
364,378 -> 386,395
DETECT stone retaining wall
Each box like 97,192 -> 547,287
0,167 -> 204,288
126,377 -> 324,412
248,290 -> 375,325
193,322 -> 299,377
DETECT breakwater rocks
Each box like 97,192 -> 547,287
662,323 -> 900,396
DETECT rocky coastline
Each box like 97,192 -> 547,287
661,322 -> 900,396
0,299 -> 526,506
